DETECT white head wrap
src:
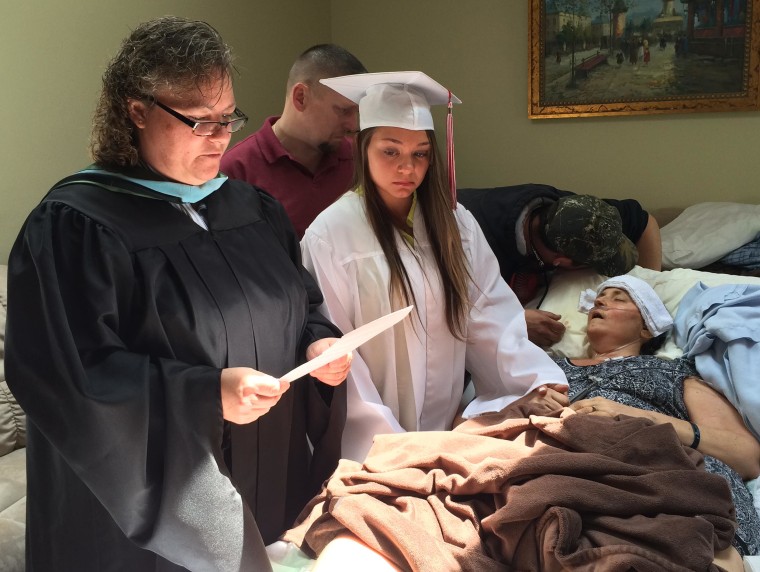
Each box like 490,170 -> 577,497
578,275 -> 673,337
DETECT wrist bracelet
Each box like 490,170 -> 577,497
688,422 -> 701,449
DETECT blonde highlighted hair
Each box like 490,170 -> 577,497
355,128 -> 472,339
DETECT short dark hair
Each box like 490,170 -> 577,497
641,332 -> 667,355
286,44 -> 366,90
90,16 -> 235,168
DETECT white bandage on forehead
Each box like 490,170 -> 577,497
577,275 -> 673,336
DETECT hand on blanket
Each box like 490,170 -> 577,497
517,384 -> 570,412
570,396 -> 640,419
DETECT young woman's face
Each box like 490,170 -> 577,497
367,126 -> 431,212
129,75 -> 236,185
587,287 -> 648,342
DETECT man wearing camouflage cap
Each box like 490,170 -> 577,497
543,194 -> 640,276
458,184 -> 662,347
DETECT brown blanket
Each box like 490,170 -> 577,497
284,406 -> 737,572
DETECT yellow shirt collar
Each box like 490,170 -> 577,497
354,187 -> 417,246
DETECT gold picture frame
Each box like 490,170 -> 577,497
529,0 -> 760,118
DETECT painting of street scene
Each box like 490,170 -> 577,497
529,0 -> 760,117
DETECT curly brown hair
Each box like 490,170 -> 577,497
90,16 -> 235,168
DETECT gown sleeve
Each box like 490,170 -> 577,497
6,201 -> 271,571
301,226 -> 406,451
459,210 -> 569,418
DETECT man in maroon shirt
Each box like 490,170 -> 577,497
221,44 -> 366,237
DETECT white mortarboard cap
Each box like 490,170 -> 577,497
320,71 -> 461,132
321,71 -> 461,208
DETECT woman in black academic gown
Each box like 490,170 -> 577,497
5,16 -> 351,572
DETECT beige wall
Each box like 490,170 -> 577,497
2,0 -> 759,261
331,0 -> 760,209
0,0 -> 332,263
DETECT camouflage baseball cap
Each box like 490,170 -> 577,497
543,195 -> 638,276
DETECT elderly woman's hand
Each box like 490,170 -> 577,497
514,383 -> 570,412
570,396 -> 643,419
220,367 -> 290,424
306,338 -> 352,386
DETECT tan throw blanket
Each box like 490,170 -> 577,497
284,406 -> 736,572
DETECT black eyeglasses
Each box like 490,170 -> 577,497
152,99 -> 248,136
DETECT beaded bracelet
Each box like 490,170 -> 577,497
688,422 -> 701,449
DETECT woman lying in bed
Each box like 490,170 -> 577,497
560,274 -> 759,556
285,275 -> 759,569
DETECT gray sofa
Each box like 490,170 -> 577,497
0,264 -> 25,572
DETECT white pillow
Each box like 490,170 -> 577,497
541,266 -> 760,359
660,202 -> 760,269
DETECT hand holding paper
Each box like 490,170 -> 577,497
304,338 -> 353,386
280,306 -> 413,383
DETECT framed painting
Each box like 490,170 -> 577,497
529,0 -> 760,118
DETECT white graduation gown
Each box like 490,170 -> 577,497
301,191 -> 567,462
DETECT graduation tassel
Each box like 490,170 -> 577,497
447,90 -> 457,210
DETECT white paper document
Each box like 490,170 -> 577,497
279,305 -> 413,383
